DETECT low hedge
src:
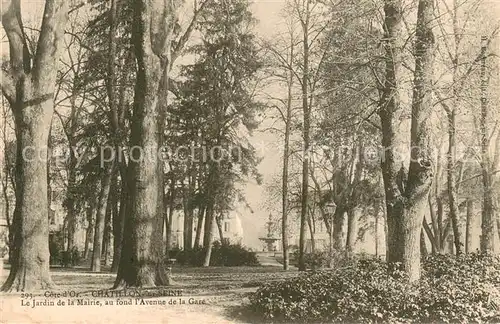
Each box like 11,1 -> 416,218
168,241 -> 259,267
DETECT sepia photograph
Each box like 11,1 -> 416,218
0,0 -> 499,322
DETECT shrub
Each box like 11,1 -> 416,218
291,249 -> 351,270
49,232 -> 82,267
250,253 -> 500,323
167,241 -> 259,267
49,231 -> 64,265
419,253 -> 500,322
210,241 -> 259,266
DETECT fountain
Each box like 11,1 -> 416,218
259,214 -> 281,252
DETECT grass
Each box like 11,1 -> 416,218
0,263 -> 297,322
2,263 -> 298,294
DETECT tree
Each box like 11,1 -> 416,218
169,0 -> 263,266
479,35 -> 496,253
378,0 -> 436,282
0,0 -> 69,292
113,0 -> 179,288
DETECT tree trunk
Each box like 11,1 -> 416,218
443,0 -> 464,256
298,0 -> 311,273
0,0 -> 69,292
332,206 -> 345,251
374,199 -> 381,257
91,169 -> 112,272
346,208 -> 359,256
84,203 -> 95,260
194,206 -> 205,248
420,228 -> 428,257
465,199 -> 474,253
379,0 -> 435,282
399,0 -> 435,282
182,174 -> 195,249
479,36 -> 496,254
1,101 -> 14,262
379,0 -> 406,266
447,109 -> 463,255
203,204 -> 215,267
307,214 -> 315,253
113,0 -> 178,288
111,163 -> 127,272
203,197 -> 215,248
65,165 -> 77,252
281,28 -> 294,271
216,214 -> 224,243
102,185 -> 114,267
165,177 -> 175,254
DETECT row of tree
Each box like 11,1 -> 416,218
0,0 -> 498,292
0,0 -> 263,291
263,0 -> 499,282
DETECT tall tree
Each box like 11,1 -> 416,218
113,0 -> 179,288
0,0 -> 69,292
379,0 -> 436,281
479,35 -> 496,253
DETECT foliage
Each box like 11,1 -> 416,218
290,249 -> 354,270
49,231 -> 81,267
250,254 -> 500,323
168,241 -> 259,267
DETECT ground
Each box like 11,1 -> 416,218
0,257 -> 298,323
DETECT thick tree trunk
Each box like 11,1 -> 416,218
91,169 -> 112,272
3,105 -> 54,291
113,0 -> 177,288
379,0 -> 435,282
0,0 -> 69,292
399,0 -> 435,282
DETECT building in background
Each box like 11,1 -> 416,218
167,210 -> 244,249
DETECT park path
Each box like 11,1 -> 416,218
256,252 -> 297,269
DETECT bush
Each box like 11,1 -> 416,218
250,253 -> 500,323
420,253 -> 500,322
167,241 -> 259,267
291,249 -> 352,270
49,232 -> 82,267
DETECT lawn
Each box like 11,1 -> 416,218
0,264 -> 298,323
